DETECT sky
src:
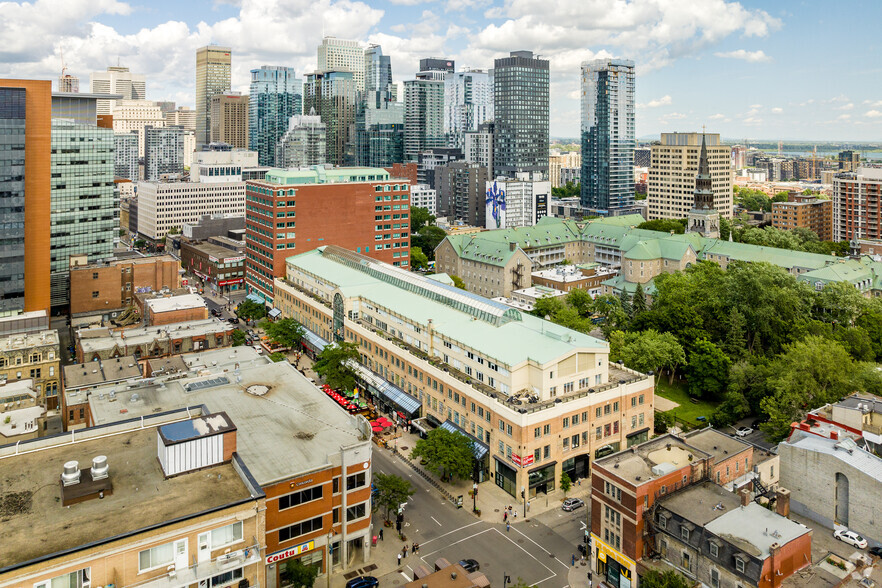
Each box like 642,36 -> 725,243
2,0 -> 881,142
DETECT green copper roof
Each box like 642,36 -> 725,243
263,166 -> 391,185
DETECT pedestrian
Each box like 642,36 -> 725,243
572,554 -> 576,566
506,522 -> 511,532
503,511 -> 508,522
411,542 -> 416,555
379,528 -> 384,541
403,545 -> 408,558
415,542 -> 420,554
513,509 -> 517,519
398,553 -> 402,566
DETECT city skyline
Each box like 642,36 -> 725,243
3,0 -> 882,142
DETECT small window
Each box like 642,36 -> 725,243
710,542 -> 719,558
681,526 -> 690,541
92,291 -> 99,298
735,557 -> 746,573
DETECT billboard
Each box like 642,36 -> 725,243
486,181 -> 506,229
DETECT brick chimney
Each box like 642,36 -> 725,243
740,487 -> 751,507
775,487 -> 791,518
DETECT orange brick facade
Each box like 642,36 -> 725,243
385,163 -> 418,185
70,257 -> 181,317
771,193 -> 832,241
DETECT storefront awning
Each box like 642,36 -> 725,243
528,461 -> 557,473
302,328 -> 329,353
350,362 -> 421,417
626,427 -> 650,438
268,308 -> 282,318
440,420 -> 489,460
246,293 -> 264,304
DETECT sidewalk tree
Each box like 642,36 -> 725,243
261,317 -> 305,349
314,341 -> 361,390
373,473 -> 415,523
268,352 -> 287,362
640,569 -> 692,588
410,428 -> 474,482
560,472 -> 572,497
236,299 -> 266,321
281,559 -> 318,588
231,329 -> 246,347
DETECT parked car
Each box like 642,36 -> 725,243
458,559 -> 480,572
869,546 -> 882,558
751,418 -> 766,430
562,498 -> 585,511
834,529 -> 868,549
346,577 -> 379,588
734,426 -> 752,437
211,308 -> 222,317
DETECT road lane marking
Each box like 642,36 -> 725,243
400,572 -> 411,581
430,516 -> 442,526
511,525 -> 571,568
420,528 -> 496,558
420,520 -> 484,546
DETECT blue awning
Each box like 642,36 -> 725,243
246,293 -> 264,304
440,420 -> 490,460
302,328 -> 329,353
350,362 -> 421,417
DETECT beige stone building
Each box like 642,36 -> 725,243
0,329 -> 61,410
210,93 -> 249,148
549,151 -> 582,188
111,99 -> 165,157
647,133 -> 732,220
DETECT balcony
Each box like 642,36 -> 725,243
132,542 -> 262,588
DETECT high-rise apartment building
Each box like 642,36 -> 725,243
404,77 -> 445,161
647,132 -> 732,220
839,150 -> 861,172
195,46 -> 232,147
245,167 -> 411,303
436,161 -> 490,226
50,120 -> 115,308
144,125 -> 185,180
410,184 -> 437,216
164,106 -> 196,131
485,173 -> 550,229
464,121 -> 494,172
833,168 -> 882,242
58,74 -> 79,93
444,70 -> 493,150
417,147 -> 463,189
249,66 -> 302,166
0,80 -> 52,318
365,45 -> 397,103
549,151 -> 582,188
114,131 -> 139,181
317,37 -> 365,92
580,58 -> 635,213
772,192 -> 833,241
111,99 -> 164,157
493,51 -> 549,178
210,93 -> 249,149
276,113 -> 327,168
89,66 -> 146,115
304,71 -> 357,166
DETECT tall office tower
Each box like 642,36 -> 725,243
647,132 -> 732,221
633,147 -> 651,169
417,147 -> 463,188
210,93 -> 249,149
0,80 -> 51,318
304,71 -> 357,166
164,106 -> 196,131
493,51 -> 549,178
464,121 -> 494,172
58,74 -> 79,93
144,126 -> 185,180
357,45 -> 404,167
114,131 -> 140,181
580,58 -> 635,213
249,66 -> 302,166
365,45 -> 397,103
731,145 -> 747,170
50,120 -> 115,308
276,113 -> 327,168
111,99 -> 165,157
404,75 -> 445,162
196,46 -> 232,147
317,37 -> 365,92
444,70 -> 493,150
89,66 -> 146,115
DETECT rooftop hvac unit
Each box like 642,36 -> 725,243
91,455 -> 109,480
62,461 -> 81,486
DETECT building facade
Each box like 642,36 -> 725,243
444,70 -> 493,150
50,120 -> 116,308
75,318 -> 234,362
113,131 -> 139,180
111,99 -> 164,157
210,93 -> 249,149
404,77 -> 446,162
181,240 -> 246,295
277,113 -> 328,168
304,71 -> 357,166
410,184 -> 438,216
164,105 -> 196,131
493,51 -> 549,178
771,192 -> 833,241
317,37 -> 365,92
136,180 -> 245,240
273,245 -> 654,498
144,125 -> 185,180
549,151 -> 582,188
580,59 -> 636,213
436,161 -> 490,226
196,45 -> 232,147
89,65 -> 146,115
249,65 -> 303,166
839,150 -> 861,171
485,173 -> 551,229
832,168 -> 882,242
244,167 -> 411,303
0,329 -> 60,409
0,79 -> 52,318
464,121 -> 494,172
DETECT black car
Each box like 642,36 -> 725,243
458,559 -> 480,573
346,577 -> 379,588
870,545 -> 882,558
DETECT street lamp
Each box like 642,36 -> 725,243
327,531 -> 335,588
521,486 -> 526,518
472,481 -> 478,513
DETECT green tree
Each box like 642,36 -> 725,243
261,317 -> 305,349
551,181 -> 580,199
314,342 -> 361,390
632,282 -> 647,316
410,246 -> 429,270
268,351 -> 287,362
560,472 -> 572,497
450,274 -> 466,290
654,411 -> 673,434
373,473 -> 416,523
280,558 -> 319,588
636,218 -> 686,234
412,225 -> 447,259
813,281 -> 865,326
566,288 -> 594,317
619,330 -> 686,384
532,295 -> 566,320
236,299 -> 267,321
410,428 -> 474,482
686,339 -> 730,400
410,206 -> 436,232
639,569 -> 693,588
231,329 -> 247,347
618,288 -> 633,318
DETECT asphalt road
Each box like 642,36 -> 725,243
371,449 -> 583,587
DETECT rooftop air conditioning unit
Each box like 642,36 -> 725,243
62,461 -> 81,486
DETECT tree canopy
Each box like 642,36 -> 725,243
410,428 -> 475,481
551,181 -> 580,199
410,206 -> 436,233
639,569 -> 693,588
411,225 -> 447,260
637,218 -> 686,234
261,317 -> 305,349
236,299 -> 266,321
313,342 -> 361,390
410,246 -> 429,270
373,473 -> 415,522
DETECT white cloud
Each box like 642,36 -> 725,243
639,95 -> 672,108
714,49 -> 771,62
387,0 -> 433,4
771,107 -> 783,114
708,113 -> 726,120
866,110 -> 882,118
662,112 -> 687,120
837,114 -> 851,121
835,103 -> 854,111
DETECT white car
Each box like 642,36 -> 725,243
734,426 -> 752,437
834,529 -> 868,549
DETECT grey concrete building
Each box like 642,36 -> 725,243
493,51 -> 549,177
144,125 -> 185,180
114,131 -> 139,181
436,161 -> 490,225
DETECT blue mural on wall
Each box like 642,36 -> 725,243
486,181 -> 506,229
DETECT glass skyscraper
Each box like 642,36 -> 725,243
444,69 -> 493,150
50,120 -> 115,307
304,71 -> 357,166
249,66 -> 302,166
580,59 -> 635,213
0,87 -> 28,316
492,51 -> 549,178
358,45 -> 404,167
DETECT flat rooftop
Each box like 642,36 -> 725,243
63,355 -> 142,391
0,329 -> 58,352
0,423 -> 254,571
88,356 -> 369,485
77,318 -> 231,354
683,428 -> 752,463
706,502 -> 810,559
594,434 -> 711,486
74,254 -> 178,268
659,481 -> 742,527
146,293 -> 207,313
184,241 -> 245,260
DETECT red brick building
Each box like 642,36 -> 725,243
245,167 -> 411,304
385,162 -> 418,185
771,192 -> 832,241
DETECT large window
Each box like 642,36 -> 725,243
34,568 -> 90,588
211,521 -> 243,549
139,541 -> 175,572
208,567 -> 243,587
346,502 -> 367,521
346,472 -> 366,490
279,516 -> 323,543
280,485 -> 323,510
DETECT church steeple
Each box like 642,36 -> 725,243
693,132 -> 715,210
